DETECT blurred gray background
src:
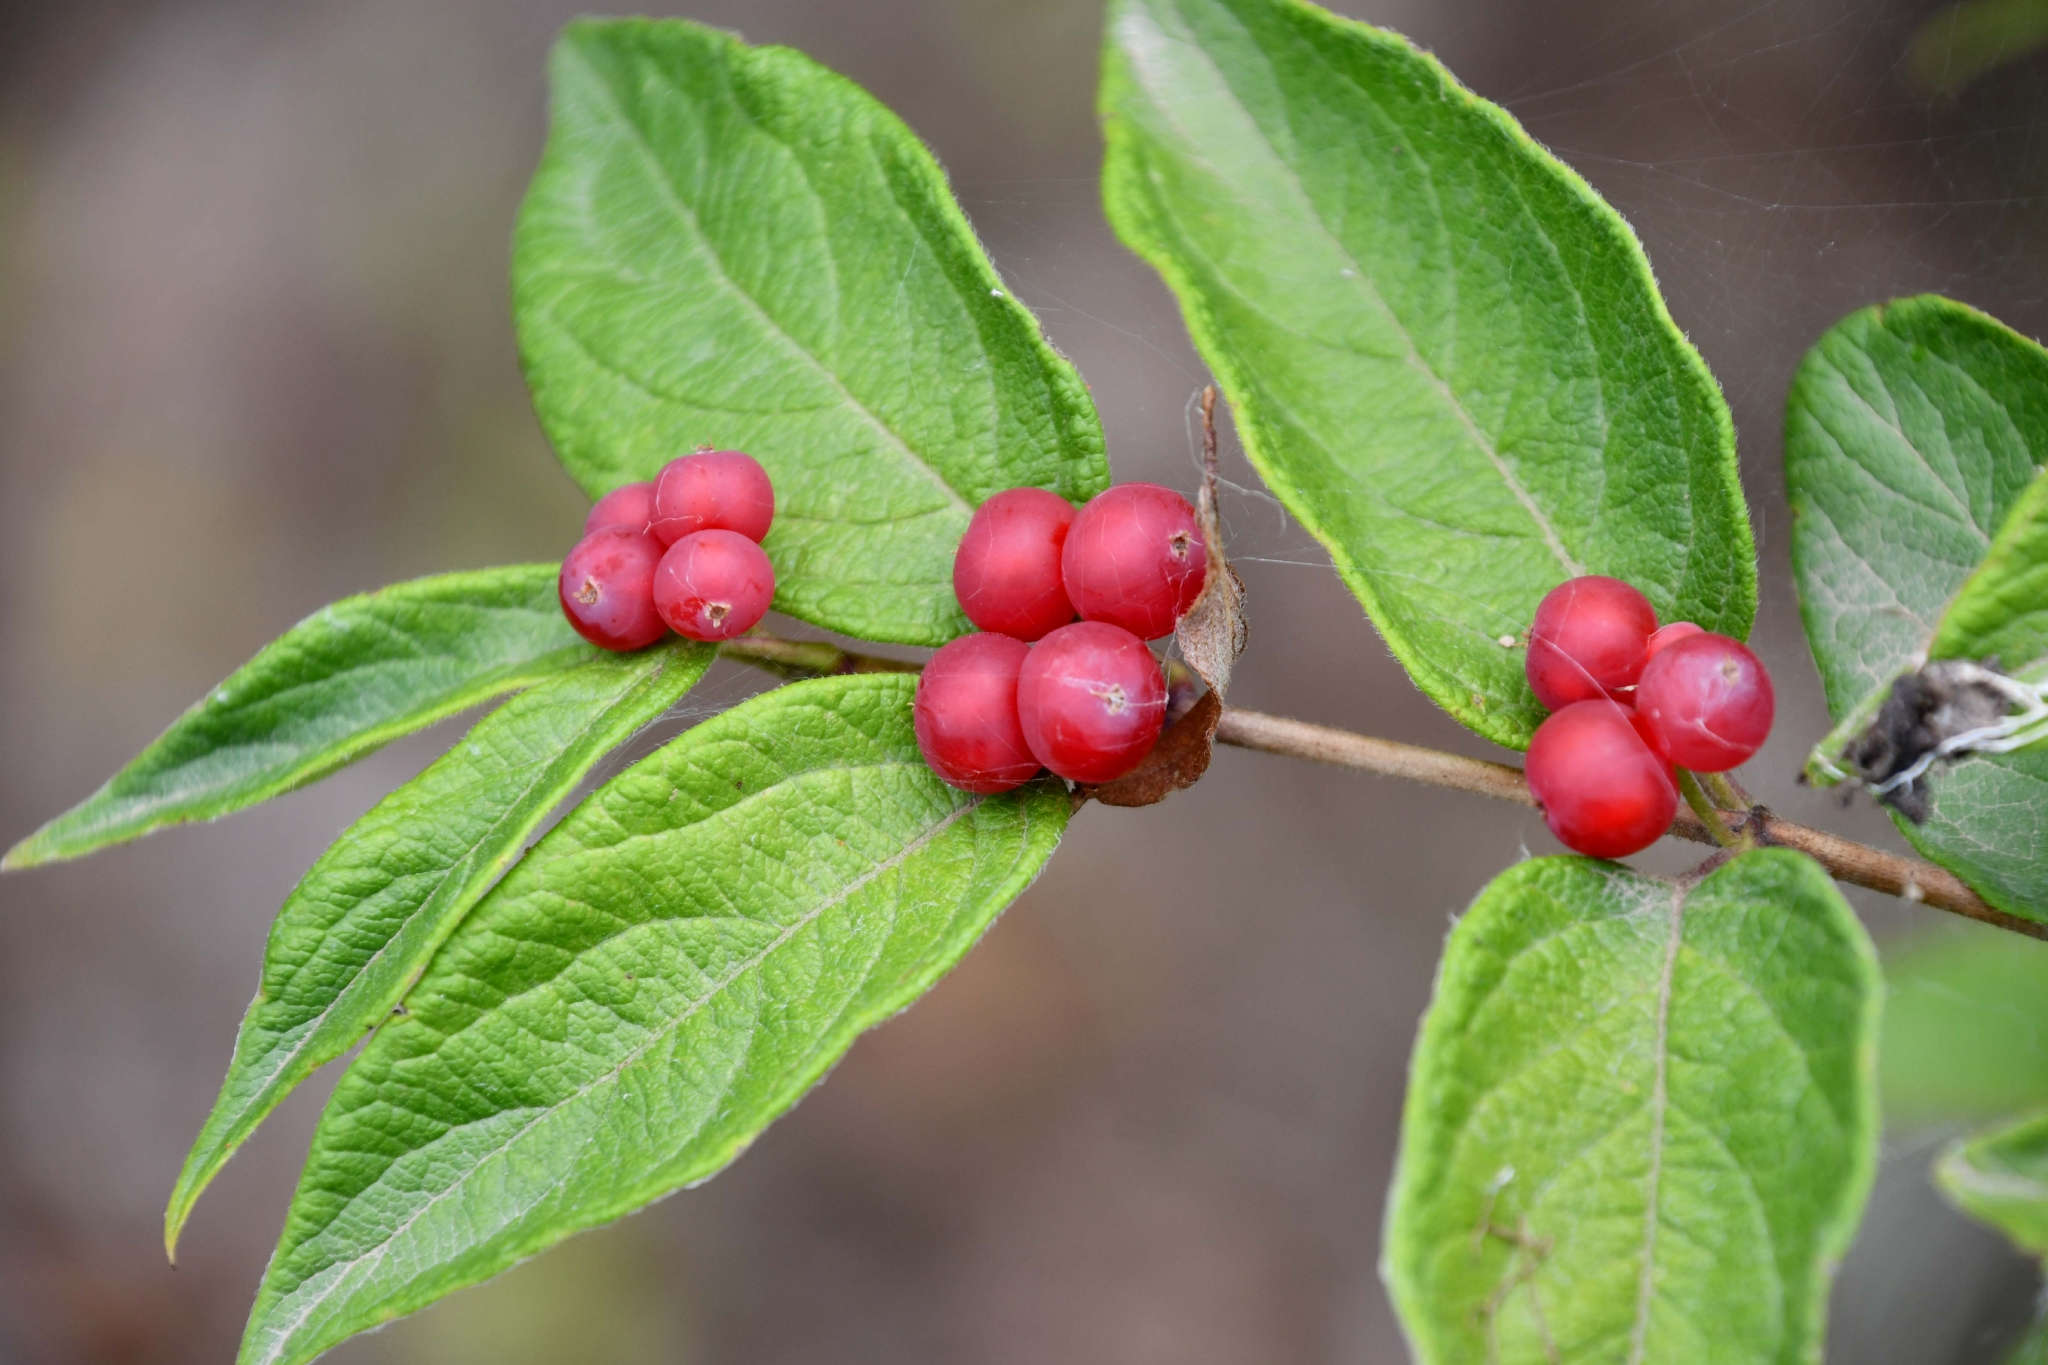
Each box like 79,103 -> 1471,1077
2,0 -> 2046,1361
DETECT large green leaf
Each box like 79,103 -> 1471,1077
1786,297 -> 2048,919
166,641 -> 713,1256
1882,926 -> 2048,1127
238,673 -> 1068,1365
4,567 -> 592,870
514,19 -> 1108,648
1098,0 -> 1754,748
1385,851 -> 1880,1365
1936,1108 -> 2048,1258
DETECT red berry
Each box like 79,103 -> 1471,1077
652,529 -> 775,641
559,528 -> 668,652
1061,483 -> 1206,641
953,488 -> 1079,641
585,480 -> 656,536
1525,575 -> 1657,710
1525,699 -> 1678,858
1645,620 -> 1705,661
1634,632 -> 1774,772
650,450 -> 775,546
1016,621 -> 1167,784
914,633 -> 1041,793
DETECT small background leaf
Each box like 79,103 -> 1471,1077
1787,296 -> 2048,919
4,566 -> 590,869
238,673 -> 1068,1365
166,640 -> 713,1253
1938,1110 -> 2048,1258
514,19 -> 1108,647
1384,851 -> 1880,1365
1099,0 -> 1754,747
1882,926 -> 2048,1128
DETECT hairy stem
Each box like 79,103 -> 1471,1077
721,634 -> 2042,942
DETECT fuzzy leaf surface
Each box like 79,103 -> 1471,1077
5,567 -> 591,869
167,642 -> 713,1254
1099,0 -> 1754,747
1384,851 -> 1880,1365
1786,296 -> 2048,919
1937,1109 -> 2048,1258
514,19 -> 1108,647
238,673 -> 1068,1365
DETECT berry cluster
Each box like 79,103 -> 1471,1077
1521,576 -> 1774,858
917,484 -> 1206,792
558,451 -> 778,650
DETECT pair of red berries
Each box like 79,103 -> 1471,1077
916,483 -> 1207,792
558,450 -> 777,651
1522,575 -> 1775,858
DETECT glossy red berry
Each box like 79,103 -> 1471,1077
653,529 -> 776,642
1061,483 -> 1206,641
1525,575 -> 1658,710
914,633 -> 1041,793
585,480 -> 656,536
1634,632 -> 1774,772
953,488 -> 1079,641
1645,620 -> 1705,661
559,527 -> 668,652
1016,621 -> 1167,784
650,450 -> 775,546
1525,699 -> 1678,858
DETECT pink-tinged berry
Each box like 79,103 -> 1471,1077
914,633 -> 1041,793
1634,632 -> 1774,772
653,529 -> 775,642
1061,483 -> 1206,641
953,488 -> 1079,641
1016,621 -> 1166,784
1525,699 -> 1678,858
585,480 -> 656,536
650,450 -> 776,546
1525,575 -> 1658,710
559,528 -> 668,652
1645,620 -> 1705,661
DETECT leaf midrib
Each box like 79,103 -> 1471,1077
253,794 -> 986,1358
564,42 -> 972,518
1626,885 -> 1683,1365
1126,0 -> 1585,578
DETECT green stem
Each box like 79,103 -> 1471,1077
1677,770 -> 1739,849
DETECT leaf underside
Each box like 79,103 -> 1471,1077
238,673 -> 1069,1365
1937,1108 -> 2048,1260
4,566 -> 592,870
1384,852 -> 1880,1365
1785,295 -> 2048,918
1098,0 -> 1754,748
514,19 -> 1109,647
167,641 -> 715,1255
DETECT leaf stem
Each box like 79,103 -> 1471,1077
1677,771 -> 1740,849
720,634 -> 2046,942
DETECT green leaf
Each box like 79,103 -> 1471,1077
166,641 -> 713,1256
5,567 -> 593,870
238,673 -> 1068,1365
1384,851 -> 1881,1365
1881,926 -> 2048,1127
1098,0 -> 1754,748
1937,1108 -> 2048,1258
514,19 -> 1108,648
1786,296 -> 2048,919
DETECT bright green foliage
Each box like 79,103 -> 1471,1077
4,567 -> 591,870
1786,297 -> 2048,919
2008,1319 -> 2048,1365
166,642 -> 714,1256
1882,926 -> 2048,1126
1937,1109 -> 2048,1258
238,674 -> 1068,1365
1098,0 -> 1754,748
514,19 -> 1108,648
1385,852 -> 1880,1365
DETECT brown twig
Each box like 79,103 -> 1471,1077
722,634 -> 2043,941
